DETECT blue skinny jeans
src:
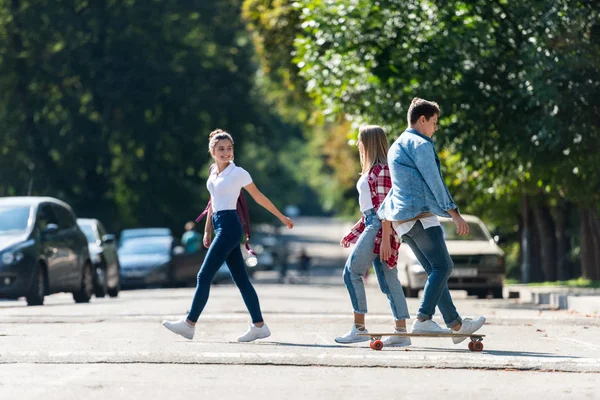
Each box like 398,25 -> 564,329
187,210 -> 263,323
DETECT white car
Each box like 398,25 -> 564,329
397,214 -> 505,298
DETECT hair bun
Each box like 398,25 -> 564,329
209,129 -> 226,139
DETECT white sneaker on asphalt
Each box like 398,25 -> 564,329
162,319 -> 195,340
381,329 -> 412,347
237,323 -> 271,342
411,319 -> 451,334
451,317 -> 486,344
334,325 -> 370,344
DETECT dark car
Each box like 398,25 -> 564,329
118,235 -> 202,288
77,218 -> 121,298
0,197 -> 94,306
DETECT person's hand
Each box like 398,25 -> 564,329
452,214 -> 469,236
281,216 -> 294,229
203,231 -> 212,248
380,238 -> 392,261
340,238 -> 351,248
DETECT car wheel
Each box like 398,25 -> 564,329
107,262 -> 120,298
73,262 -> 93,303
403,286 -> 419,298
26,264 -> 46,306
94,265 -> 108,298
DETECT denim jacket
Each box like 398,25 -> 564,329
377,128 -> 458,222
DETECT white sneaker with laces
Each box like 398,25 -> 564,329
162,319 -> 195,340
381,329 -> 412,347
451,317 -> 486,344
335,325 -> 370,344
237,323 -> 271,342
411,319 -> 451,334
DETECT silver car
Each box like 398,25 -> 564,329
397,214 -> 505,298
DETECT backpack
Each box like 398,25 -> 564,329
194,164 -> 254,255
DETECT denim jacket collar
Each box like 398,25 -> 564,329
406,127 -> 434,144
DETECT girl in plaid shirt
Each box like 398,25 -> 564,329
335,126 -> 411,347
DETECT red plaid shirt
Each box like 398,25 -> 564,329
341,164 -> 401,269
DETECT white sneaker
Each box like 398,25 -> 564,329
237,323 -> 271,342
411,319 -> 451,334
381,329 -> 412,347
334,325 -> 370,344
162,319 -> 195,340
451,317 -> 486,344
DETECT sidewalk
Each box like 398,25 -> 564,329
504,284 -> 600,315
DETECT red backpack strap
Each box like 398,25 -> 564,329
236,190 -> 255,255
195,200 -> 211,223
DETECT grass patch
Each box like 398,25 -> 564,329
505,278 -> 600,288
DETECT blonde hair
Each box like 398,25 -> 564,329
357,125 -> 389,174
208,128 -> 234,157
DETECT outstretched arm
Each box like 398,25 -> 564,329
243,183 -> 294,229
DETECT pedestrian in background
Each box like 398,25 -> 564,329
163,129 -> 294,342
181,221 -> 201,254
337,125 -> 411,347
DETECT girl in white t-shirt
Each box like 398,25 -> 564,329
163,129 -> 294,342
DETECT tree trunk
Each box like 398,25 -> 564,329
520,196 -> 532,283
552,203 -> 570,281
580,207 -> 600,280
532,201 -> 558,282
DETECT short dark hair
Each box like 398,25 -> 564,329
407,97 -> 440,125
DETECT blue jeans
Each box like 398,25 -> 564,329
343,209 -> 410,320
401,221 -> 461,328
187,210 -> 263,323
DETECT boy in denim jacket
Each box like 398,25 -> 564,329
377,98 -> 485,343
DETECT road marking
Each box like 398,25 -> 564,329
559,338 -> 600,350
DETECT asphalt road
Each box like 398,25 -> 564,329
1,217 -> 599,399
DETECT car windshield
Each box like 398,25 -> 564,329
118,238 -> 172,255
78,224 -> 97,243
441,221 -> 489,241
0,206 -> 32,233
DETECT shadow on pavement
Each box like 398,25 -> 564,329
401,347 -> 581,358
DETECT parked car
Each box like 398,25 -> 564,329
118,234 -> 203,288
0,197 -> 94,306
397,214 -> 505,299
118,228 -> 172,248
77,218 -> 121,298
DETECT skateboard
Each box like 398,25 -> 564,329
357,332 -> 485,351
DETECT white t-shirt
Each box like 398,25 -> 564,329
206,162 -> 253,212
356,174 -> 373,212
392,215 -> 441,238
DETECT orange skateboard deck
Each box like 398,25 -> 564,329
357,332 -> 485,351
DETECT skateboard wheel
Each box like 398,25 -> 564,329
468,341 -> 475,351
372,340 -> 384,351
369,341 -> 374,349
474,341 -> 484,352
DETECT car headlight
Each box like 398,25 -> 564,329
2,251 -> 24,265
482,255 -> 503,267
409,263 -> 426,274
245,256 -> 258,268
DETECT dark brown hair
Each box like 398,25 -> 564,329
407,98 -> 440,125
208,128 -> 234,153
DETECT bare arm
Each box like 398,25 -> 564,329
380,219 -> 392,261
447,209 -> 469,236
243,183 -> 294,229
203,198 -> 214,248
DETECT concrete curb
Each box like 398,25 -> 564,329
504,285 -> 600,315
